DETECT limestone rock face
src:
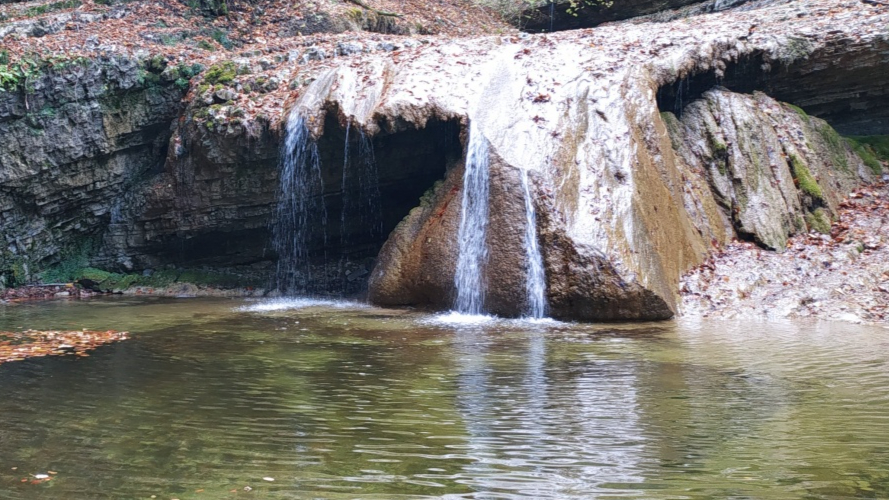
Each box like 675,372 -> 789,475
1,0 -> 884,323
0,56 -> 184,281
668,90 -> 871,251
98,110 -> 281,272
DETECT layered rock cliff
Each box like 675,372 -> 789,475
0,55 -> 185,285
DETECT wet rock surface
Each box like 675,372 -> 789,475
681,182 -> 889,326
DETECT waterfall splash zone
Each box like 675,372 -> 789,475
236,297 -> 370,312
273,112 -> 328,294
454,122 -> 491,315
520,169 -> 547,318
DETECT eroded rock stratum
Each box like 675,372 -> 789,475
1,0 -> 887,321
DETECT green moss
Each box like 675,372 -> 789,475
146,54 -> 167,73
38,238 -> 98,283
136,70 -> 162,88
815,121 -> 849,172
785,103 -> 808,117
805,208 -> 832,234
788,153 -> 823,200
209,28 -> 233,50
203,61 -> 237,85
846,135 -> 889,174
11,259 -> 30,287
78,267 -> 113,282
197,39 -> 216,52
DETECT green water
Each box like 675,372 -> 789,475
0,297 -> 887,499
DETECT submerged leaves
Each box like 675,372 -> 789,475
0,329 -> 129,364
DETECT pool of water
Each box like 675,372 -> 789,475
0,296 -> 888,499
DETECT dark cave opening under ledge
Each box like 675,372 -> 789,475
277,113 -> 463,295
656,42 -> 889,136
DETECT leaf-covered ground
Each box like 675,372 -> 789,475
681,180 -> 889,326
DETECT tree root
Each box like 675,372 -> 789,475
345,0 -> 402,17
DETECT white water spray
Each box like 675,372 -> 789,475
520,169 -> 547,318
454,122 -> 491,315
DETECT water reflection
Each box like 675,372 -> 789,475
450,324 -> 647,498
0,298 -> 887,499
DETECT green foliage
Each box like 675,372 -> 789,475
197,39 -> 217,51
788,154 -> 823,200
178,62 -> 204,79
39,239 -> 97,283
146,54 -> 167,73
203,61 -> 237,85
0,57 -> 42,93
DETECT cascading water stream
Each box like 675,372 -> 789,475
338,122 -> 352,290
273,111 -> 327,294
338,124 -> 382,291
520,169 -> 547,318
454,122 -> 490,315
356,130 -> 383,239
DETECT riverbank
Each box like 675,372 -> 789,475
681,181 -> 889,326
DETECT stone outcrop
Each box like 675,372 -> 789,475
665,90 -> 871,251
97,103 -> 281,273
0,56 -> 185,284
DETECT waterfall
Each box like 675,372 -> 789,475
338,122 -> 352,291
338,124 -> 382,291
454,122 -> 490,315
356,129 -> 383,239
274,111 -> 327,294
520,169 -> 547,318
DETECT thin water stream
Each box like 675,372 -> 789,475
454,122 -> 491,316
1,297 -> 888,499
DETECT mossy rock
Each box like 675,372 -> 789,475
846,135 -> 888,174
805,208 -> 832,234
203,61 -> 238,85
788,154 -> 823,201
815,121 -> 850,172
785,103 -> 808,117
